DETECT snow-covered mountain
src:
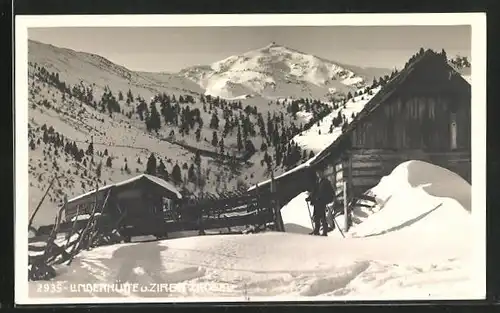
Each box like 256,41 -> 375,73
179,42 -> 391,100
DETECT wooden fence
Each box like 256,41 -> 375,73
28,175 -> 287,281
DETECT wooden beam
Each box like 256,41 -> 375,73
343,180 -> 348,232
29,175 -> 60,231
347,153 -> 353,202
67,184 -> 100,264
88,188 -> 112,248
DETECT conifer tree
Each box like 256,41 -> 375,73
194,150 -> 201,167
211,131 -> 219,147
245,139 -> 256,156
157,159 -> 167,179
146,153 -> 157,175
86,142 -> 94,155
96,161 -> 102,178
171,163 -> 182,184
106,156 -> 112,168
188,164 -> 196,183
146,102 -> 161,132
126,89 -> 133,104
209,112 -> 219,129
260,142 -> 268,152
236,124 -> 243,152
195,127 -> 202,142
219,138 -> 225,154
440,48 -> 448,62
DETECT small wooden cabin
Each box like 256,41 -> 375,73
250,49 -> 471,207
63,174 -> 182,234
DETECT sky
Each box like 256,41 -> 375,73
28,26 -> 471,73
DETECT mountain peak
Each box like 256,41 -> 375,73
179,43 -> 392,100
264,41 -> 280,48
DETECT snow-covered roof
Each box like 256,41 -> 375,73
461,74 -> 471,85
67,174 -> 182,203
247,154 -> 319,192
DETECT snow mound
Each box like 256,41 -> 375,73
351,160 -> 471,238
280,160 -> 471,242
281,192 -> 313,234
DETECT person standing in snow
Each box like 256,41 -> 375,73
306,171 -> 334,236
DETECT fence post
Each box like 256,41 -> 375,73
270,172 -> 285,232
343,180 -> 348,232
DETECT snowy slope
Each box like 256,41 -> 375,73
27,72 -> 244,227
179,43 -> 390,100
293,86 -> 382,153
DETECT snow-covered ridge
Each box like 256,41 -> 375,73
28,40 -> 204,101
179,43 -> 391,100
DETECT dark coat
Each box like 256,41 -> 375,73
306,177 -> 334,207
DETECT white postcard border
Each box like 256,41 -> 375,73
14,13 -> 487,304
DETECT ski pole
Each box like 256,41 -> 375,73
333,217 -> 345,238
305,201 -> 314,230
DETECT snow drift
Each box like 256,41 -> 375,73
282,160 -> 471,239
351,160 -> 471,238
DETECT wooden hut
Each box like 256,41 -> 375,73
311,49 -> 471,201
250,49 -> 471,207
63,174 -> 182,238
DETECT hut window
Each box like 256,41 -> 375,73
450,112 -> 457,150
